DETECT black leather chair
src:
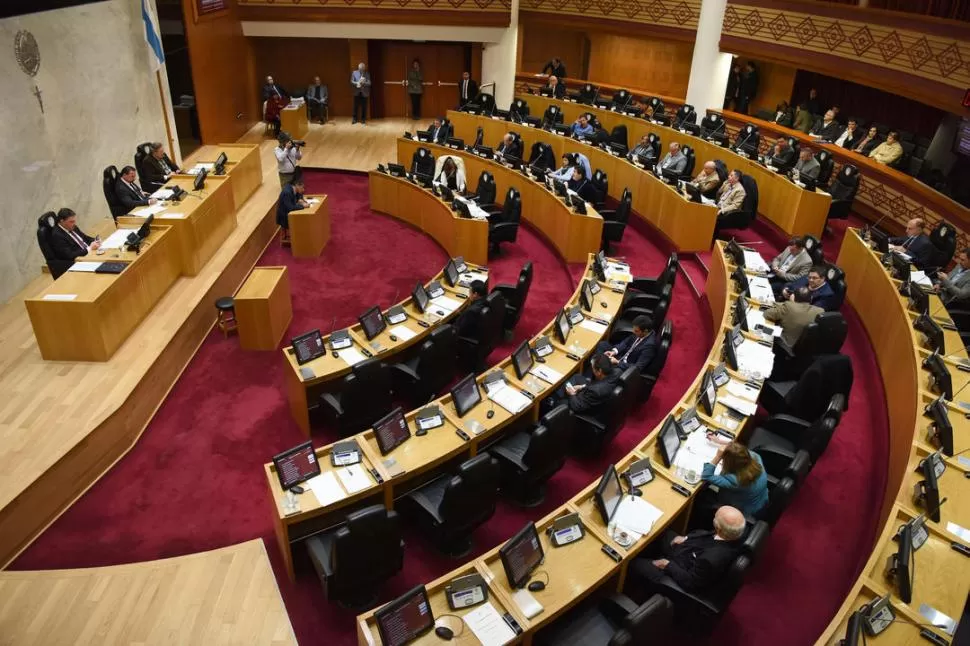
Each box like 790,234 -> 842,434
411,147 -> 435,178
488,190 -> 521,254
755,450 -> 810,526
824,264 -> 847,310
803,235 -> 824,265
748,394 -> 845,474
638,320 -> 673,404
612,89 -> 633,109
772,311 -> 848,380
103,165 -> 127,219
491,261 -> 532,334
510,98 -> 530,120
306,505 -> 404,608
134,141 -> 152,188
610,284 -> 673,343
535,593 -> 674,646
37,211 -> 73,279
400,453 -> 500,556
929,220 -> 957,268
628,521 -> 769,633
699,113 -> 726,140
760,355 -> 853,421
674,104 -> 697,126
390,324 -> 457,407
600,188 -> 631,252
646,97 -> 665,119
715,174 -> 759,237
609,125 -> 628,153
590,170 -> 609,209
528,142 -> 556,171
542,104 -> 564,128
733,124 -> 760,156
679,145 -> 696,180
319,358 -> 394,436
483,187 -> 518,219
457,291 -> 506,372
623,253 -> 679,311
815,150 -> 835,186
471,171 -> 497,208
826,165 -> 860,222
576,83 -> 598,105
490,404 -> 572,506
571,367 -> 633,455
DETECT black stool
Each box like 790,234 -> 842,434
216,297 -> 237,337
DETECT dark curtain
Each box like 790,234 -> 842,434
790,70 -> 946,140
867,0 -> 970,21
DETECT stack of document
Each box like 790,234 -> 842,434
460,269 -> 489,286
151,187 -> 174,200
100,229 -> 134,250
337,347 -> 366,366
463,602 -> 516,646
67,262 -> 102,273
484,380 -> 531,414
579,319 -> 609,335
132,203 -> 167,217
747,276 -> 775,303
305,471 -> 345,506
455,196 -> 490,220
745,308 -> 782,337
336,464 -> 371,494
611,496 -> 663,542
718,393 -> 758,416
388,325 -> 416,342
605,261 -> 632,284
701,196 -> 715,206
430,294 -> 462,313
743,250 -> 770,272
530,364 -> 563,384
726,379 -> 760,402
673,430 -> 722,479
736,339 -> 775,377
910,270 -> 933,288
187,163 -> 215,175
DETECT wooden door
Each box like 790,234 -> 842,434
375,42 -> 471,120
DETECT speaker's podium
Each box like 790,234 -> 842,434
290,194 -> 330,258
235,266 -> 292,351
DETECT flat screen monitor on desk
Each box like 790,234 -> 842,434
194,167 -> 207,191
359,305 -> 387,341
658,414 -> 683,468
594,464 -> 624,525
724,326 -> 742,371
683,181 -> 702,203
914,313 -> 945,354
272,440 -> 321,491
725,239 -> 745,266
474,145 -> 494,158
886,522 -> 914,603
374,407 -> 411,455
889,252 -> 911,283
922,351 -> 953,401
499,522 -> 545,589
412,282 -> 430,313
214,152 -> 228,175
915,454 -> 942,522
699,367 -> 717,416
731,266 -> 750,295
291,329 -> 326,365
443,259 -> 460,287
580,279 -> 595,312
554,309 -> 571,344
388,163 -> 407,178
869,227 -> 890,253
374,584 -> 435,646
136,213 -> 154,240
553,179 -> 569,199
570,193 -> 587,214
659,167 -> 681,185
451,374 -> 482,418
512,340 -> 534,379
925,396 -> 954,456
733,295 -> 748,330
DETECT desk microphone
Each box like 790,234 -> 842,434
864,211 -> 893,237
734,129 -> 756,156
704,119 -> 726,140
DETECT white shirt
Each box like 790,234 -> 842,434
834,128 -> 853,148
275,146 -> 302,173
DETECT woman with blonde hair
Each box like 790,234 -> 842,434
700,438 -> 769,518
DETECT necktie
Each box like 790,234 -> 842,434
67,228 -> 86,250
463,81 -> 467,99
316,86 -> 321,100
621,336 -> 642,362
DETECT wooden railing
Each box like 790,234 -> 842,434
514,72 -> 686,112
236,0 -> 511,26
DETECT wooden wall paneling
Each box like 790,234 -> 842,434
249,38 -> 353,117
519,0 -> 701,36
430,44 -> 469,117
586,32 -> 694,98
376,42 -> 409,119
745,59 -> 797,116
236,3 -> 511,26
471,43 -> 483,85
182,0 -> 259,143
518,20 -> 589,79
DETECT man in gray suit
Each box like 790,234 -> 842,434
769,236 -> 813,293
937,248 -> 970,307
658,142 -> 687,176
764,287 -> 823,347
351,62 -> 371,125
793,148 -> 820,182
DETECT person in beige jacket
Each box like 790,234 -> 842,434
692,161 -> 722,195
869,131 -> 904,166
764,287 -> 823,347
716,170 -> 746,214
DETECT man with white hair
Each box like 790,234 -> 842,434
350,62 -> 371,125
629,505 -> 747,592
659,142 -> 687,175
691,160 -> 721,195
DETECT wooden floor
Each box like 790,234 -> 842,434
0,539 -> 296,645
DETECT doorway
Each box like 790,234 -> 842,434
369,41 -> 471,120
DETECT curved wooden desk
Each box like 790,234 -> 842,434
446,110 -> 719,252
816,230 -> 970,644
396,138 -> 603,263
185,143 -> 263,210
502,93 -> 831,240
0,539 -> 296,645
369,171 -> 489,265
353,244 -> 772,644
513,72 -> 686,115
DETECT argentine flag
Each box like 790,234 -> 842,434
142,0 -> 165,71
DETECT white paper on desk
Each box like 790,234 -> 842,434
132,204 -> 167,217
460,270 -> 489,285
189,163 -> 215,174
337,347 -> 367,366
157,212 -> 186,219
742,250 -> 769,272
747,277 -> 775,303
463,602 -> 516,646
42,293 -> 77,301
911,270 -> 933,288
101,229 -> 133,249
946,521 -> 970,542
613,496 -> 663,536
430,295 -> 462,313
736,340 -> 775,376
726,380 -> 760,402
306,471 -> 345,507
68,262 -> 102,272
336,464 -> 371,494
701,196 -> 715,206
579,319 -> 609,335
152,188 -> 174,199
531,364 -> 564,384
305,197 -> 320,204
719,393 -> 758,416
673,430 -> 722,476
389,325 -> 417,342
511,588 -> 543,619
487,382 -> 531,414
897,251 -> 913,263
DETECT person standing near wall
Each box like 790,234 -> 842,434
407,59 -> 424,121
351,63 -> 371,125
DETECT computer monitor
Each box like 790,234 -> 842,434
358,305 -> 386,341
503,155 -> 523,170
499,522 -> 544,589
840,611 -> 863,646
570,193 -> 587,214
907,282 -> 930,315
732,266 -> 750,295
733,295 -> 749,330
374,407 -> 411,455
443,259 -> 461,287
554,309 -> 571,344
580,279 -> 595,312
474,145 -> 494,158
454,200 -> 472,219
725,239 -> 745,266
699,367 -> 717,416
658,414 -> 683,468
412,282 -> 430,313
291,329 -> 326,365
193,167 -> 207,191
594,464 -> 624,525
271,440 -> 321,491
660,167 -> 681,184
915,453 -> 942,522
374,584 -> 435,646
887,522 -> 914,603
512,340 -> 534,379
388,163 -> 407,177
890,252 -> 911,283
925,396 -> 954,456
450,374 -> 482,418
446,137 -> 464,150
553,179 -> 568,198
724,327 -> 742,370
922,352 -> 953,401
684,182 -> 702,203
213,152 -> 228,175
869,227 -> 890,253
136,213 -> 154,240
914,313 -> 945,354
592,254 -> 607,281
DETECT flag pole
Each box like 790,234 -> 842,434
155,70 -> 176,164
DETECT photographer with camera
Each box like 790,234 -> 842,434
275,132 -> 304,187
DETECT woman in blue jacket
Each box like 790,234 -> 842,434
701,438 -> 769,518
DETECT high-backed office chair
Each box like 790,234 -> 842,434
802,235 -> 824,265
714,174 -> 759,237
772,311 -> 848,380
674,104 -> 697,127
535,593 -> 674,646
37,211 -> 73,280
748,394 -> 845,475
929,220 -> 957,268
576,83 -> 598,105
755,451 -> 810,526
590,170 -> 609,209
528,142 -> 556,171
760,355 -> 853,421
600,188 -> 631,253
471,171 -> 497,207
612,89 -> 633,109
826,164 -> 860,222
411,147 -> 435,178
488,189 -> 521,254
637,320 -> 673,404
457,291 -> 506,372
390,324 -> 457,407
491,261 -> 532,334
483,186 -> 518,219
510,98 -> 530,120
542,105 -> 564,128
646,97 -> 665,119
306,505 -> 404,608
815,150 -> 835,186
490,404 -> 572,507
647,133 -> 661,159
610,284 -> 673,343
571,367 -> 633,455
734,124 -> 760,156
400,453 -> 500,556
679,145 -> 696,180
134,141 -> 152,188
319,358 -> 394,436
439,118 -> 454,142
700,113 -> 726,141
102,165 -> 127,219
824,264 -> 847,310
623,253 -> 678,311
609,125 -> 628,152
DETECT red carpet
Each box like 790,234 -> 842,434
12,171 -> 886,646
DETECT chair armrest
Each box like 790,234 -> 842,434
624,294 -> 661,310
600,593 -> 639,624
492,283 -> 516,297
457,334 -> 480,347
650,575 -> 720,616
390,363 -> 420,382
320,392 -> 343,416
599,209 -> 617,220
627,277 -> 661,294
772,337 -> 795,359
572,412 -> 605,432
489,444 -> 528,471
758,414 -> 811,436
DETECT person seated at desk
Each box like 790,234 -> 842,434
305,76 -> 329,124
889,217 -> 935,270
428,117 -> 449,144
834,119 -> 863,150
935,248 -> 970,306
764,287 -> 824,347
595,315 -> 657,372
545,353 -> 618,416
435,157 -> 466,192
630,506 -> 746,593
567,166 -> 599,204
571,114 -> 594,138
768,137 -> 795,170
793,148 -> 821,182
50,207 -> 101,262
869,131 -> 904,166
544,75 -> 566,99
696,439 -> 768,522
781,266 -> 837,311
541,57 -> 566,79
548,153 -> 576,182
262,75 -> 287,102
630,135 -> 657,164
771,101 -> 793,128
276,177 -> 308,247
769,236 -> 813,289
454,280 -> 487,338
809,109 -> 844,142
496,133 -> 522,160
853,126 -> 881,157
658,142 -> 687,175
715,170 -> 746,215
115,165 -> 156,211
691,161 -> 722,195
141,143 -> 180,192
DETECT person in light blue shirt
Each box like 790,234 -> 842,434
548,154 -> 576,182
571,114 -> 594,138
700,438 -> 768,518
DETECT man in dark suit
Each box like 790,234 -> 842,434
115,165 -> 156,212
630,506 -> 746,593
563,353 -> 618,415
261,75 -> 287,102
768,137 -> 796,171
544,75 -> 566,99
496,133 -> 522,160
595,315 -> 657,373
567,166 -> 600,204
809,109 -> 844,142
781,266 -> 838,311
276,177 -> 308,246
737,62 -> 758,114
141,143 -> 180,192
890,218 -> 936,270
454,280 -> 488,339
50,207 -> 100,263
834,119 -> 863,150
458,71 -> 478,108
541,57 -> 567,79
428,118 -> 449,144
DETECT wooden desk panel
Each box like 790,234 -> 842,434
289,194 -> 331,258
235,266 -> 292,351
397,138 -> 603,263
280,104 -> 308,140
25,225 -> 181,362
186,143 -> 262,208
